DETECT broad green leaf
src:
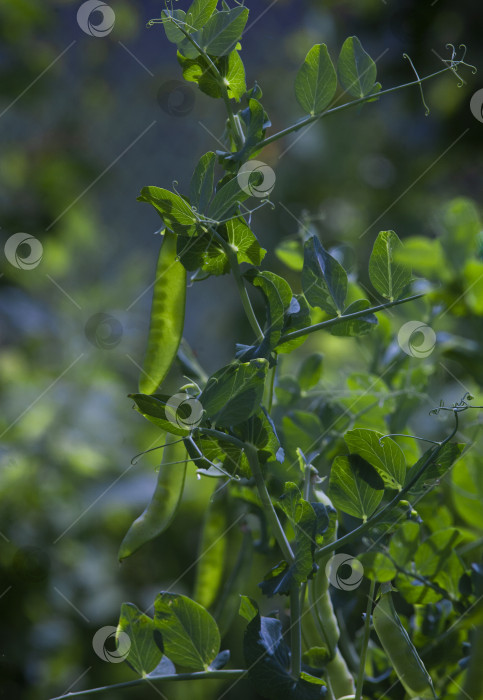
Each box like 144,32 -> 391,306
440,197 -> 480,273
193,491 -> 227,609
298,353 -> 323,391
244,270 -> 292,348
177,232 -> 229,276
162,9 -> 187,44
236,409 -> 284,465
224,49 -> 247,101
275,239 -> 304,271
281,410 -> 322,460
359,552 -> 396,582
329,299 -> 377,337
295,44 -> 337,115
405,443 -> 464,497
226,216 -> 266,266
186,0 -> 218,30
451,452 -> 483,529
207,175 -> 250,221
277,295 -> 311,353
178,49 -> 246,102
199,359 -> 268,427
243,609 -> 326,699
345,428 -> 406,490
118,437 -> 187,560
329,455 -> 384,521
239,98 -> 267,155
389,521 -> 420,567
116,603 -> 162,676
337,36 -> 377,98
129,393 -> 191,437
153,593 -> 220,671
199,7 -> 249,57
137,187 -> 198,235
463,260 -> 483,315
239,595 -> 258,622
394,236 -> 449,281
415,528 -> 463,578
302,235 -> 347,315
368,230 -> 412,301
190,152 -> 216,214
186,431 -> 250,478
139,233 -> 186,394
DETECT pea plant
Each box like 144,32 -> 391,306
53,2 -> 483,699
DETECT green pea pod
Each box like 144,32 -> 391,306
118,437 -> 187,561
193,489 -> 228,609
373,583 -> 436,699
139,230 -> 186,395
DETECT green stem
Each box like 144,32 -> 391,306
264,364 -> 276,413
290,584 -> 303,679
245,445 -> 294,563
316,413 -> 459,561
49,670 -> 246,700
355,579 -> 376,700
256,68 -> 453,151
277,294 -> 425,345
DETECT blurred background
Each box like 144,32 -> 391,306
0,0 -> 482,698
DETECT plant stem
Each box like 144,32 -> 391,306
290,584 -> 302,679
256,68 -> 453,151
264,364 -> 276,413
245,445 -> 294,563
277,294 -> 425,345
49,670 -> 246,700
316,413 -> 459,561
355,579 -> 376,700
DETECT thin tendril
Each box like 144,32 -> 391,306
403,53 -> 430,115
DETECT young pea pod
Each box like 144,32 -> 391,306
139,230 -> 186,395
118,437 -> 187,561
373,583 -> 436,699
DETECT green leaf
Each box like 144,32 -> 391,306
186,0 -> 218,30
302,235 -> 347,315
329,299 -> 377,337
116,603 -> 162,676
162,9 -> 187,45
329,455 -> 384,521
244,270 -> 292,348
344,428 -> 406,490
275,239 -> 304,271
139,233 -> 186,395
359,552 -> 396,582
451,452 -> 483,529
368,230 -> 412,301
298,353 -> 323,391
337,36 -> 377,99
200,359 -> 268,427
239,595 -> 258,622
137,187 -> 198,236
295,44 -> 337,116
415,528 -> 463,579
226,216 -> 266,266
277,295 -> 311,354
199,7 -> 249,57
225,49 -> 247,101
115,606 -> 160,675
154,593 -> 220,671
177,232 -> 229,276
190,152 -> 216,214
208,175 -> 251,222
239,98 -> 268,156
193,491 -> 228,609
405,443 -> 464,497
129,393 -> 191,437
243,609 -> 326,699
119,437 -> 187,560
281,410 -> 322,460
186,431 -> 250,478
389,521 -> 420,567
236,409 -> 284,465
440,197 -> 480,273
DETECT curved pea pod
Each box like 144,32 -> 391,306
139,230 -> 186,395
118,437 -> 187,561
373,583 -> 436,699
